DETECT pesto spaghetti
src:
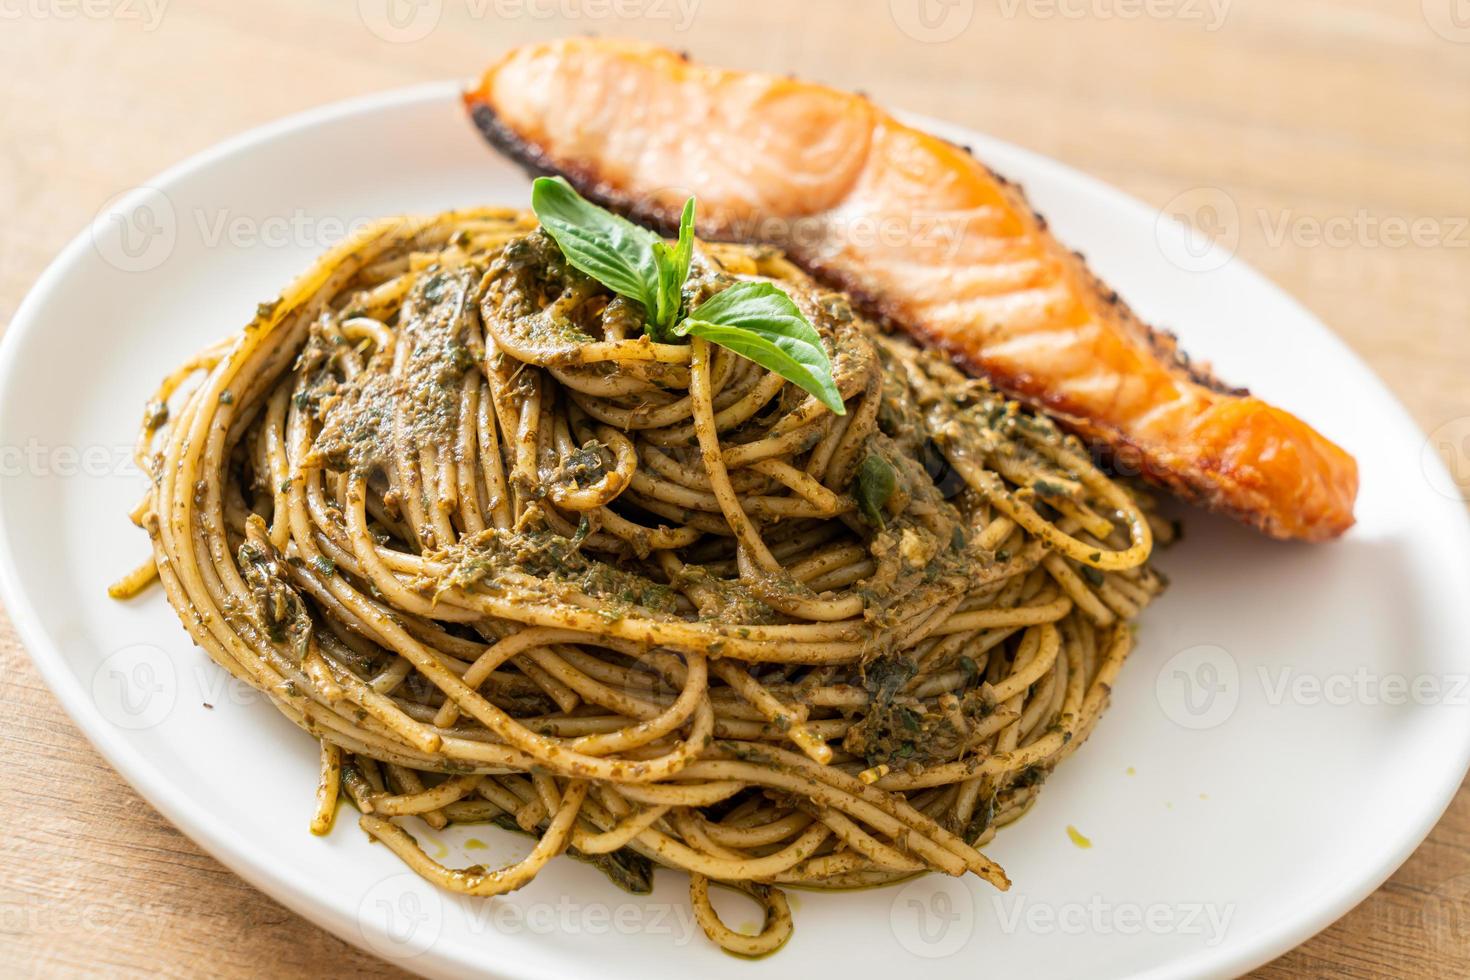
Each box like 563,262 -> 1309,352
113,207 -> 1167,956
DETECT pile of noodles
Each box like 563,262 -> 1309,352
114,208 -> 1167,955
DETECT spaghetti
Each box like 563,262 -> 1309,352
115,209 -> 1168,955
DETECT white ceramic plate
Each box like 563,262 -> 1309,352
3,83 -> 1468,980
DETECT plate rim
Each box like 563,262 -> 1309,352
2,80 -> 1467,980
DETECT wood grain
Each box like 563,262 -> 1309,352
1,1 -> 1467,976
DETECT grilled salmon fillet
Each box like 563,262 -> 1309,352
465,38 -> 1358,541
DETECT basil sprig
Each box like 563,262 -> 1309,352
530,176 -> 846,415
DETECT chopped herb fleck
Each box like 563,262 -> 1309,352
853,454 -> 897,527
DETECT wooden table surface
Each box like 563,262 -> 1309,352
2,1 -> 1468,976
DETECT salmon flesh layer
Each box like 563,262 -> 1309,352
465,38 -> 1359,541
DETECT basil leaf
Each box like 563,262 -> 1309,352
650,197 -> 696,339
853,454 -> 897,527
529,180 -> 847,417
531,176 -> 662,319
679,282 -> 847,415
